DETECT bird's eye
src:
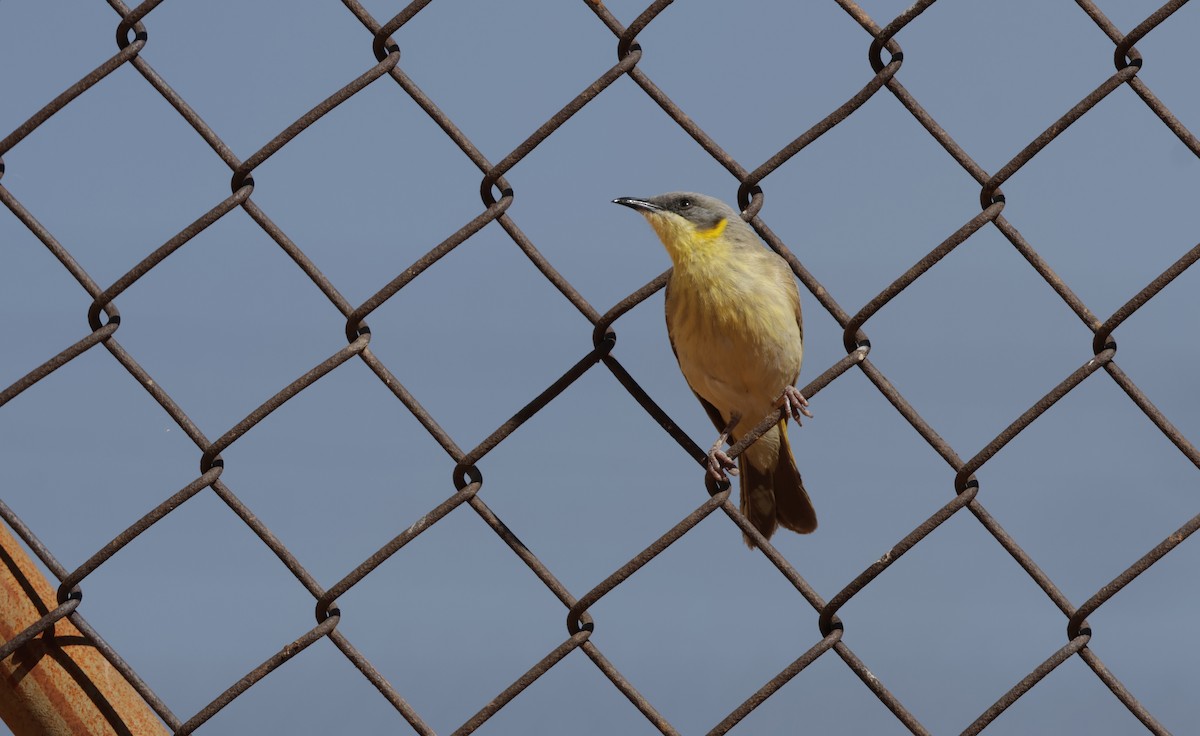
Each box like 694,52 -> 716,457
678,198 -> 692,209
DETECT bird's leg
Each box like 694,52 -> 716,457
707,413 -> 741,482
777,385 -> 814,424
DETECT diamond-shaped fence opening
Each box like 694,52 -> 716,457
1,1 -> 1198,734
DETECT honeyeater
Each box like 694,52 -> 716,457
615,192 -> 816,547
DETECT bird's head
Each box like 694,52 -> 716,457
614,192 -> 745,263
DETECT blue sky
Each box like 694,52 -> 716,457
2,1 -> 1198,733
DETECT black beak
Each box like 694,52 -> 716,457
613,197 -> 662,213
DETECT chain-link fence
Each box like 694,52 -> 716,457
2,0 -> 1198,733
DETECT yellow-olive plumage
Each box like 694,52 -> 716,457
615,192 -> 816,547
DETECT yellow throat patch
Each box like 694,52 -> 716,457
650,214 -> 731,266
695,217 -> 728,241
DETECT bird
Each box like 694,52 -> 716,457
614,191 -> 816,547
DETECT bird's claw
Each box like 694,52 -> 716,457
778,385 -> 814,424
707,447 -> 738,482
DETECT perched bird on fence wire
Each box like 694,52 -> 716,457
615,191 -> 816,547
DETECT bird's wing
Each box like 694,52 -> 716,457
691,389 -> 728,436
772,252 -> 805,385
779,256 -> 803,343
665,277 -> 729,436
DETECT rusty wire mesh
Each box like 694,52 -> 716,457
2,0 -> 1199,733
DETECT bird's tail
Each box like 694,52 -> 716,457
739,421 -> 817,549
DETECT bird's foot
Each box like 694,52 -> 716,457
707,443 -> 738,482
778,385 -> 814,424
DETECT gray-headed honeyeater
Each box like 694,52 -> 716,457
615,192 -> 816,547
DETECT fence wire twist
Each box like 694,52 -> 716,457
2,0 -> 1198,733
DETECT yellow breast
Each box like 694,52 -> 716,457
666,253 -> 803,423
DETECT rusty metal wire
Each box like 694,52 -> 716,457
1,0 -> 1197,733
